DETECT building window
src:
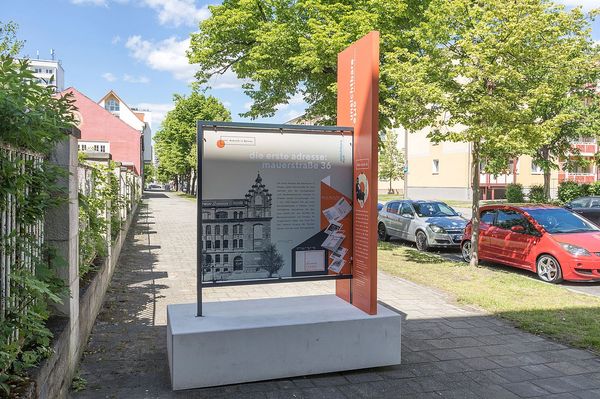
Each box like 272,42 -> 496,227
432,159 -> 440,174
223,225 -> 228,235
206,241 -> 211,249
255,195 -> 263,205
215,240 -> 220,249
45,69 -> 52,74
233,211 -> 238,219
78,144 -> 87,151
34,68 -> 42,73
239,238 -> 243,248
105,99 -> 120,112
216,211 -> 227,219
224,254 -> 229,264
215,225 -> 220,235
234,256 -> 243,271
206,225 -> 211,235
215,268 -> 220,272
205,254 -> 212,264
531,162 -> 543,175
253,224 -> 264,249
239,211 -> 243,218
215,254 -> 220,263
223,240 -> 229,249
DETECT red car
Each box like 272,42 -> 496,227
461,204 -> 600,283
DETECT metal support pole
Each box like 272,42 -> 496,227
404,129 -> 409,199
196,124 -> 203,317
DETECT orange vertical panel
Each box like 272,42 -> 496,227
336,31 -> 379,315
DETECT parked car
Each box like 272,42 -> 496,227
564,196 -> 600,226
378,200 -> 467,251
461,204 -> 600,283
147,183 -> 162,190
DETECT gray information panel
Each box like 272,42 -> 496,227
198,122 -> 353,289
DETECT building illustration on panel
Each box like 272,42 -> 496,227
202,173 -> 273,281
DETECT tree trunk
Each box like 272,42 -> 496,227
189,170 -> 194,196
542,146 -> 551,200
191,169 -> 197,196
174,175 -> 179,191
469,141 -> 481,267
388,177 -> 393,194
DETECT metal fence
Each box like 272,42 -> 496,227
0,144 -> 45,341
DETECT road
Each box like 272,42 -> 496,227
386,238 -> 600,298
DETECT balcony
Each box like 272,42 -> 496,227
558,172 -> 596,184
480,173 -> 514,186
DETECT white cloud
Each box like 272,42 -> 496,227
275,92 -> 305,111
126,35 -> 197,81
70,0 -> 107,5
123,74 -> 150,84
243,101 -> 253,110
101,72 -> 117,82
125,35 -> 245,88
134,102 -> 175,131
142,0 -> 211,27
70,0 -> 211,27
111,35 -> 121,44
555,0 -> 598,10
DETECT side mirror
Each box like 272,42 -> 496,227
511,225 -> 525,233
564,204 -> 572,209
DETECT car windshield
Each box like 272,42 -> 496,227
412,202 -> 458,217
527,208 -> 600,234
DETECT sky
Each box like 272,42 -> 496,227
3,0 -> 600,143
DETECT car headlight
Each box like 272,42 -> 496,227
429,224 -> 446,234
559,243 -> 591,257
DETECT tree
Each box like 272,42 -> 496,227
188,0 -> 431,127
153,92 -> 231,194
389,0 -> 598,266
378,129 -> 405,194
258,244 -> 284,278
0,20 -> 23,56
532,93 -> 600,199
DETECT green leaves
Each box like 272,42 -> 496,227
189,0 -> 430,127
154,92 -> 231,184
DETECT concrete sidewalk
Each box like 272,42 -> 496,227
70,192 -> 600,398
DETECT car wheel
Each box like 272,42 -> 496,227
461,240 -> 472,263
415,230 -> 429,251
536,254 -> 563,284
378,223 -> 390,242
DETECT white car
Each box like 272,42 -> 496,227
378,200 -> 467,251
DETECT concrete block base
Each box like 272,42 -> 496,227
167,295 -> 402,390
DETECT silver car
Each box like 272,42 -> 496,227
378,200 -> 467,251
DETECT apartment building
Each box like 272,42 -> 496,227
392,127 -> 595,201
20,56 -> 65,92
61,87 -> 143,175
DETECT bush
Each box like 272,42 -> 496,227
558,181 -> 589,203
588,181 -> 600,196
528,185 -> 547,203
0,25 -> 76,394
506,183 -> 525,203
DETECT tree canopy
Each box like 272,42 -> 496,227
389,0 -> 599,265
154,92 -> 231,193
189,0 -> 430,127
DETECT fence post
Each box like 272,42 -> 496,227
44,128 -> 81,376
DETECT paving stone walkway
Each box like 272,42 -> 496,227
70,192 -> 600,399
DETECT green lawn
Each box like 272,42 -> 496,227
378,242 -> 600,353
175,192 -> 196,201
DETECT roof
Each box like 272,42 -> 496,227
58,87 -> 142,139
98,89 -> 137,118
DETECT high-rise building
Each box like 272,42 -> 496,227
20,51 -> 65,92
